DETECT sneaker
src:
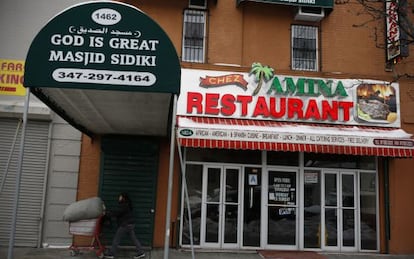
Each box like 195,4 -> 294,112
103,251 -> 115,259
133,251 -> 145,259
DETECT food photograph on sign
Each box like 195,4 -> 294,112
356,83 -> 397,124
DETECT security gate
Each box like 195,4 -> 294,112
99,137 -> 159,248
0,118 -> 50,247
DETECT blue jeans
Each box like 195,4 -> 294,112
109,224 -> 143,255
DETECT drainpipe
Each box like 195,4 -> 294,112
8,89 -> 30,259
383,157 -> 390,254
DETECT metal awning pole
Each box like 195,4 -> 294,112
7,88 -> 30,259
176,140 -> 195,259
0,120 -> 22,194
163,94 -> 177,259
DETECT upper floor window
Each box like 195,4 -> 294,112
291,25 -> 318,71
189,0 -> 207,9
182,9 -> 207,63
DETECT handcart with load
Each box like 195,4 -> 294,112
63,197 -> 107,258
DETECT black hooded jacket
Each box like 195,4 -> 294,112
108,196 -> 135,227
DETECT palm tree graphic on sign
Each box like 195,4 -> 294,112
249,62 -> 274,96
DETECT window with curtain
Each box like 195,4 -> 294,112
291,25 -> 318,71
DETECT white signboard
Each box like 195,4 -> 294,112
178,68 -> 401,128
177,121 -> 413,148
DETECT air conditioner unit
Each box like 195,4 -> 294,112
295,6 -> 325,22
189,0 -> 207,9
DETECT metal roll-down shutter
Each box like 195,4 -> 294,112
0,118 -> 50,247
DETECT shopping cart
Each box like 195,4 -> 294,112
68,215 -> 106,258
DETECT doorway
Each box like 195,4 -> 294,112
99,137 -> 159,248
243,167 -> 262,248
322,171 -> 357,252
201,166 -> 242,248
266,169 -> 298,249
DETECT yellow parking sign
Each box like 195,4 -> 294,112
0,59 -> 26,96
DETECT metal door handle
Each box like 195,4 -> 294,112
249,187 -> 253,208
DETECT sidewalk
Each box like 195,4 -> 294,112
1,247 -> 414,259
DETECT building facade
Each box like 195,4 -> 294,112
2,0 -> 413,255
0,0 -> 85,247
72,0 -> 414,254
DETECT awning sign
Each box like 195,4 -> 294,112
178,67 -> 401,128
0,59 -> 26,96
177,116 -> 414,157
24,1 -> 180,94
178,124 -> 413,148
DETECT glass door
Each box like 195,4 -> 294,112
323,171 -> 357,252
242,167 -> 261,247
303,170 -> 322,249
223,167 -> 241,248
267,170 -> 298,248
202,166 -> 241,248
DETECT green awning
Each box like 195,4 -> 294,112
24,1 -> 181,137
25,1 -> 180,94
237,0 -> 334,8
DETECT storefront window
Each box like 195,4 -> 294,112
304,153 -> 375,170
181,164 -> 202,245
360,173 -> 377,250
182,148 -> 378,251
267,151 -> 299,166
224,168 -> 239,244
205,167 -> 221,242
267,170 -> 297,245
342,174 -> 356,247
325,208 -> 338,246
304,170 -> 321,248
186,148 -> 261,164
324,173 -> 338,246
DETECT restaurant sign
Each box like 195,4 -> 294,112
386,0 -> 401,61
178,65 -> 401,128
24,1 -> 180,94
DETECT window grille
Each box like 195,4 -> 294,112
291,25 -> 318,71
182,9 -> 206,63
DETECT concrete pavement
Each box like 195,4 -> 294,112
1,247 -> 414,259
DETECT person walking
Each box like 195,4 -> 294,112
104,193 -> 145,259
